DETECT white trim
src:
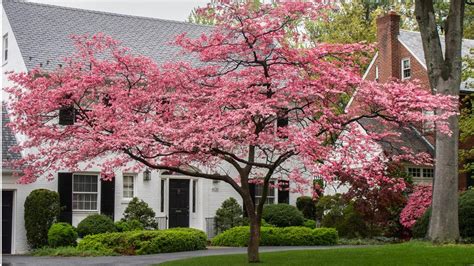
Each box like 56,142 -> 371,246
122,174 -> 136,200
398,37 -> 427,70
401,57 -> 411,80
72,173 -> 100,212
345,53 -> 378,113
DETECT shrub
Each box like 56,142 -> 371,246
31,246 -> 118,257
115,220 -> 144,232
303,219 -> 316,229
24,189 -> 60,248
215,197 -> 243,233
400,185 -> 432,229
48,223 -> 78,247
460,189 -> 474,238
262,204 -> 304,227
122,197 -> 158,229
77,214 -> 116,237
296,196 -> 317,220
318,195 -> 368,239
77,228 -> 206,255
411,207 -> 430,239
211,226 -> 338,247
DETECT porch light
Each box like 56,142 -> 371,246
143,168 -> 152,181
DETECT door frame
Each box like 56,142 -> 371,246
167,178 -> 190,228
161,174 -> 196,228
2,189 -> 16,254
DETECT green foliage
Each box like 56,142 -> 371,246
77,228 -> 207,255
76,214 -> 116,237
211,226 -> 338,247
122,197 -> 158,229
31,246 -> 118,257
303,219 -> 317,229
47,223 -> 78,248
460,50 -> 474,175
296,196 -> 317,220
317,194 -> 368,239
215,197 -> 244,233
460,189 -> 474,238
115,219 -> 144,232
262,204 -> 305,227
24,189 -> 60,248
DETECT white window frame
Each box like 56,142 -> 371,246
422,109 -> 435,133
407,167 -> 434,180
122,174 -> 136,200
375,65 -> 379,81
2,33 -> 8,64
72,174 -> 99,211
401,58 -> 411,80
254,181 -> 276,206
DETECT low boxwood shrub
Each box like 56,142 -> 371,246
77,228 -> 206,255
24,189 -> 60,248
211,226 -> 338,247
115,219 -> 144,232
303,219 -> 316,229
262,204 -> 305,227
77,214 -> 116,237
48,222 -> 78,247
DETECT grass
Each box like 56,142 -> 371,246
160,242 -> 474,266
31,246 -> 118,257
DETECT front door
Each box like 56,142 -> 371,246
2,190 -> 13,254
168,179 -> 190,228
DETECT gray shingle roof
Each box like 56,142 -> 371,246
2,0 -> 212,71
398,30 -> 474,91
358,118 -> 434,158
2,103 -> 21,169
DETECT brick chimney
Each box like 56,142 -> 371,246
376,11 -> 401,82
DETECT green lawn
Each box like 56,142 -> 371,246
160,242 -> 474,266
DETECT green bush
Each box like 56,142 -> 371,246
262,204 -> 305,227
24,189 -> 60,248
31,246 -> 118,257
48,223 -> 78,247
303,219 -> 317,229
460,189 -> 474,238
122,197 -> 158,229
115,220 -> 144,232
77,214 -> 116,237
318,195 -> 368,239
77,228 -> 206,255
296,196 -> 317,220
412,208 -> 430,239
215,197 -> 243,233
211,226 -> 338,247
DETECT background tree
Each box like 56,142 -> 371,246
7,1 -> 456,262
414,0 -> 465,243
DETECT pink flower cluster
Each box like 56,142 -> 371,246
400,184 -> 432,229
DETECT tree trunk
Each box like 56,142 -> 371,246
429,79 -> 460,243
247,215 -> 261,263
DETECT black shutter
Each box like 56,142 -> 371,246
58,172 -> 73,224
101,179 -> 115,220
243,183 -> 256,217
59,106 -> 75,125
278,180 -> 289,204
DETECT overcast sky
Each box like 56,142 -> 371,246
29,0 -> 210,22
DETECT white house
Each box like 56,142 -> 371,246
1,1 -> 298,254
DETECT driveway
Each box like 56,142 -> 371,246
2,245 -> 362,265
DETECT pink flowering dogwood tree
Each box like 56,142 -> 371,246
7,1 -> 456,262
400,184 -> 433,230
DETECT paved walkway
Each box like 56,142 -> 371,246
2,245 -> 362,266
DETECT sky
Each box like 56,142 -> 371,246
29,0 -> 210,22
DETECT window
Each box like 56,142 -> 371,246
375,65 -> 379,81
3,34 -> 8,63
72,174 -> 98,211
192,179 -> 197,213
123,175 -> 134,199
255,182 -> 275,206
160,179 -> 165,212
401,58 -> 411,80
59,106 -> 76,125
407,167 -> 434,179
422,110 -> 435,133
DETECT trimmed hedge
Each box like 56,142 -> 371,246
115,219 -> 144,232
77,228 -> 206,255
24,189 -> 60,248
211,226 -> 338,247
262,204 -> 305,227
77,214 -> 116,237
48,223 -> 78,247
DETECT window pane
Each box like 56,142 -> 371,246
423,168 -> 434,178
73,175 -> 98,192
123,175 -> 134,198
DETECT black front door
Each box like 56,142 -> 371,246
169,179 -> 190,228
2,190 -> 14,254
